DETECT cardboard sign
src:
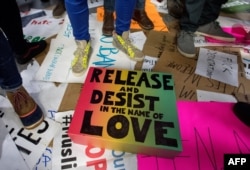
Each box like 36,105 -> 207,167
138,31 -> 250,101
68,67 -> 182,158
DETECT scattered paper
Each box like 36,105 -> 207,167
87,0 -> 104,9
141,55 -> 158,71
196,89 -> 237,102
0,118 -> 29,170
150,0 -> 168,14
195,48 -> 239,87
0,103 -> 60,169
23,16 -> 64,42
33,147 -> 53,170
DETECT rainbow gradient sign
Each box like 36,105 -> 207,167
68,67 -> 182,158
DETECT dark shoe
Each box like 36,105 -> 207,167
132,9 -> 154,30
162,13 -> 180,30
16,40 -> 47,65
167,0 -> 184,19
195,21 -> 236,42
6,86 -> 44,129
102,10 -> 114,36
177,30 -> 196,58
233,102 -> 250,127
53,1 -> 66,18
72,40 -> 92,76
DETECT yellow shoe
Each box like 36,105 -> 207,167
112,31 -> 144,61
71,40 -> 92,76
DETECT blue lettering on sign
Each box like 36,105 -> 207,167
93,36 -> 119,68
43,44 -> 64,81
112,150 -> 126,170
63,23 -> 73,38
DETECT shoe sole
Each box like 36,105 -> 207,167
24,114 -> 44,130
177,46 -> 196,58
72,70 -> 86,77
195,31 -> 236,42
102,32 -> 113,37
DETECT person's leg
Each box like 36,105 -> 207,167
195,0 -> 235,42
0,29 -> 22,90
65,0 -> 92,76
53,0 -> 66,18
180,0 -> 206,32
132,0 -> 154,30
177,0 -> 207,58
115,0 -> 135,35
102,0 -> 115,36
104,0 -> 115,11
112,0 -> 144,61
199,0 -> 228,26
65,0 -> 90,41
0,29 -> 44,129
0,0 -> 47,64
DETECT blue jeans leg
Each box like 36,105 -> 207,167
0,29 -> 22,91
103,0 -> 115,12
104,0 -> 145,11
115,0 -> 136,35
65,0 -> 90,41
135,0 -> 145,10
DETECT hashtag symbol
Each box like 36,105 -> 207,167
62,115 -> 73,127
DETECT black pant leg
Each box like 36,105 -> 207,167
0,0 -> 27,55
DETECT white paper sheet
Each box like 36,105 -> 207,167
196,89 -> 238,102
0,118 -> 29,170
33,147 -> 53,170
0,103 -> 60,170
195,48 -> 239,87
141,55 -> 158,71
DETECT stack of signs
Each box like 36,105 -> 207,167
68,67 -> 182,158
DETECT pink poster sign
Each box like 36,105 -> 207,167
138,101 -> 250,170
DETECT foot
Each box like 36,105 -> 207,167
16,40 -> 47,65
6,86 -> 44,129
195,21 -> 236,42
132,9 -> 154,30
53,1 -> 66,18
177,30 -> 196,58
102,10 -> 114,36
167,0 -> 184,19
112,31 -> 144,61
71,40 -> 92,76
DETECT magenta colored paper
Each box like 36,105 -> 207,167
138,101 -> 250,170
205,26 -> 250,44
